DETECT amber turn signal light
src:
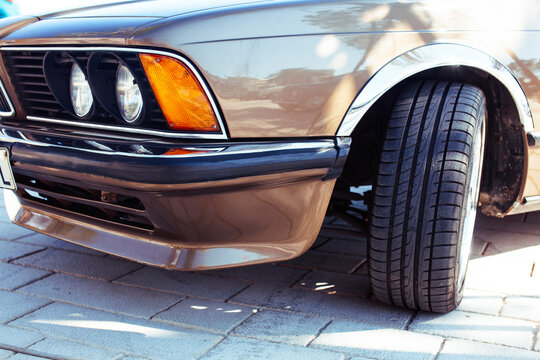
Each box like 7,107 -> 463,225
162,148 -> 207,156
139,54 -> 220,132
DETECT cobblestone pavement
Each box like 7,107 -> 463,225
0,189 -> 539,360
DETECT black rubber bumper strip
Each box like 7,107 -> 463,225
9,138 -> 350,185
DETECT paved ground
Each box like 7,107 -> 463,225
0,189 -> 539,360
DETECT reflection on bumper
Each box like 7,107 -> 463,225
2,133 -> 349,269
5,175 -> 336,270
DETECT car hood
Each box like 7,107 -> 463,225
0,0 -> 275,43
2,0 -> 536,47
38,0 -> 271,19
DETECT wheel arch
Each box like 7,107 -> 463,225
338,43 -> 530,216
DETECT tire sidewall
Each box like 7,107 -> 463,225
452,95 -> 487,306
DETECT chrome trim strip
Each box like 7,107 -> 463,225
338,43 -> 534,136
0,129 -> 334,159
26,116 -> 226,140
527,131 -> 540,147
0,78 -> 15,117
506,195 -> 540,215
0,46 -> 227,140
526,195 -> 540,202
0,147 -> 16,190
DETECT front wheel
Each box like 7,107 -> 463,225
368,80 -> 486,313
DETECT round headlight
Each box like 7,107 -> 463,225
116,64 -> 143,123
70,63 -> 93,117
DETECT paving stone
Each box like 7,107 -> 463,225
410,310 -> 536,349
19,273 -> 181,318
475,213 -> 532,232
466,247 -> 540,297
0,290 -> 49,323
208,263 -> 308,286
232,309 -> 330,346
318,227 -> 368,243
322,216 -> 336,225
0,241 -> 43,262
294,270 -> 371,297
0,263 -> 49,290
352,260 -> 368,275
470,234 -> 488,260
311,320 -> 443,360
327,218 -> 351,227
311,236 -> 330,248
475,229 -> 540,256
28,337 -> 122,360
231,283 -> 413,328
115,267 -> 249,301
457,289 -> 504,316
523,211 -> 540,225
314,238 -> 367,257
13,248 -> 140,281
0,350 -> 14,360
11,302 -> 222,360
283,250 -> 364,273
0,223 -> 36,241
438,338 -> 540,359
501,296 -> 540,322
16,234 -> 104,256
0,324 -> 43,347
154,297 -> 256,334
200,336 -> 346,360
8,354 -> 49,360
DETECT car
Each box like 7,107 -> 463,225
0,0 -> 536,314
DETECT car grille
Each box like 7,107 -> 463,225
2,50 -> 168,131
0,83 -> 12,115
14,171 -> 155,232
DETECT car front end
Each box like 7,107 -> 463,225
0,1 -> 350,270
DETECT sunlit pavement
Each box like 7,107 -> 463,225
0,188 -> 539,360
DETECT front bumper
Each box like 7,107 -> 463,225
1,130 -> 349,270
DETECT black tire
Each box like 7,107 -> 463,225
368,80 -> 486,313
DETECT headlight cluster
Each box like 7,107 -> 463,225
42,50 -> 220,133
44,51 -> 145,124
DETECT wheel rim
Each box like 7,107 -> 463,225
457,110 -> 486,289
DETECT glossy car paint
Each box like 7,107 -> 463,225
0,0 -> 539,268
5,171 -> 335,270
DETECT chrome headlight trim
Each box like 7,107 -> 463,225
0,78 -> 15,118
0,46 -> 227,140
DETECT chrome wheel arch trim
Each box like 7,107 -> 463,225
338,43 -> 534,136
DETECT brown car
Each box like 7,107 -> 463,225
0,0 -> 537,313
